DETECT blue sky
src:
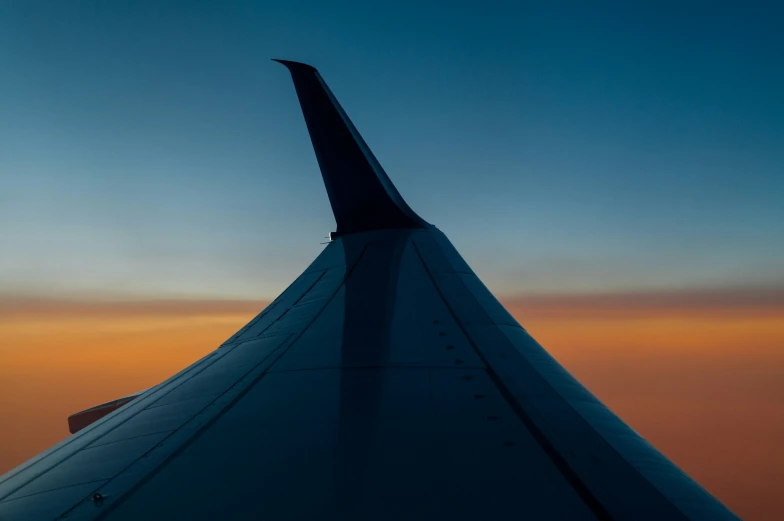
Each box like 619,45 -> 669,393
1,1 -> 782,300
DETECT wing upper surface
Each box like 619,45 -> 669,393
0,243 -> 357,519
0,229 -> 740,520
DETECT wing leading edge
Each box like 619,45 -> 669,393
0,61 -> 741,521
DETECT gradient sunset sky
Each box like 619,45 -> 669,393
2,0 -> 782,299
1,2 -> 783,521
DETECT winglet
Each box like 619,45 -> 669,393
274,59 -> 430,237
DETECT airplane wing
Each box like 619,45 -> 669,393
0,60 -> 741,521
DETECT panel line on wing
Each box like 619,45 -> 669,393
56,335 -> 293,520
0,349 -> 225,501
69,243 -> 372,520
410,241 -> 615,521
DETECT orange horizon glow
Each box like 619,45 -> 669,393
0,292 -> 782,521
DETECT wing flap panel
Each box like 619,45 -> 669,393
96,368 -> 600,520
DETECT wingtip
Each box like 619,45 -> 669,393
276,59 -> 430,235
272,59 -> 317,72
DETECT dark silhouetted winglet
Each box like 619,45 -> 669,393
274,59 -> 430,237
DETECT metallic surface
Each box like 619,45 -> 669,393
0,62 -> 742,520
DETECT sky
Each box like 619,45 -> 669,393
1,0 -> 782,299
0,1 -> 782,520
1,295 -> 782,520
